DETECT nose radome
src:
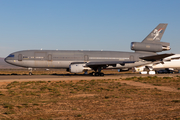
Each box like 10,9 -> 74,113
4,56 -> 13,64
4,57 -> 9,64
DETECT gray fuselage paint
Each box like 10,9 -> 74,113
5,50 -> 153,69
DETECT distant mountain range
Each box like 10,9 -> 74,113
0,57 -> 22,69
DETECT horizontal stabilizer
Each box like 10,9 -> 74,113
140,53 -> 174,61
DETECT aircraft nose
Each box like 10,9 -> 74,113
4,56 -> 10,64
4,57 -> 7,62
4,54 -> 15,64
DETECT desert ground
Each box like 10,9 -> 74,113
0,69 -> 180,120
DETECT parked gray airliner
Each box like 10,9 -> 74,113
5,23 -> 173,76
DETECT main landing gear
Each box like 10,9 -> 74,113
89,67 -> 104,76
89,72 -> 104,76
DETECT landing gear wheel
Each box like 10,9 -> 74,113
28,68 -> 33,76
29,72 -> 32,76
95,72 -> 99,76
100,73 -> 104,76
90,72 -> 104,76
92,72 -> 95,76
89,72 -> 95,76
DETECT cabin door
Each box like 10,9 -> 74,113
18,54 -> 22,61
48,54 -> 52,61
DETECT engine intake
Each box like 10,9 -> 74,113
131,42 -> 170,52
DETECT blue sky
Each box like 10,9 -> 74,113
0,0 -> 180,57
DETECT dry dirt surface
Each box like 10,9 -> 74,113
0,75 -> 180,120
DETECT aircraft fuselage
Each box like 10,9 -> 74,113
5,50 -> 152,69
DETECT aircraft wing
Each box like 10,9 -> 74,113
140,53 -> 174,62
86,61 -> 135,67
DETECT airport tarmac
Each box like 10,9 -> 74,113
0,73 -> 179,83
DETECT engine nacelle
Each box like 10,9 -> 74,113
131,42 -> 170,52
69,64 -> 85,73
69,63 -> 91,73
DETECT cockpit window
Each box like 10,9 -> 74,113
8,54 -> 14,57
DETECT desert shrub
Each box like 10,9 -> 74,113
3,103 -> 14,109
171,100 -> 180,103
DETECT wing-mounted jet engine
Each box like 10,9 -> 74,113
69,63 -> 91,73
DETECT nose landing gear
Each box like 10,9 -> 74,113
28,68 -> 33,75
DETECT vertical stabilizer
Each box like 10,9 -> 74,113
142,23 -> 168,43
131,23 -> 170,53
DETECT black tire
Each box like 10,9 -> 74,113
29,72 -> 32,76
100,73 -> 104,76
95,72 -> 99,76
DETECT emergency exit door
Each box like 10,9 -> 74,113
48,54 -> 52,61
18,54 -> 22,61
84,55 -> 89,62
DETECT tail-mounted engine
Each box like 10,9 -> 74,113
131,42 -> 170,52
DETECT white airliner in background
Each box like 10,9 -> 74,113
134,54 -> 180,74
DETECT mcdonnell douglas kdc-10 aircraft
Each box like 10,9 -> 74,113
5,23 -> 173,76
